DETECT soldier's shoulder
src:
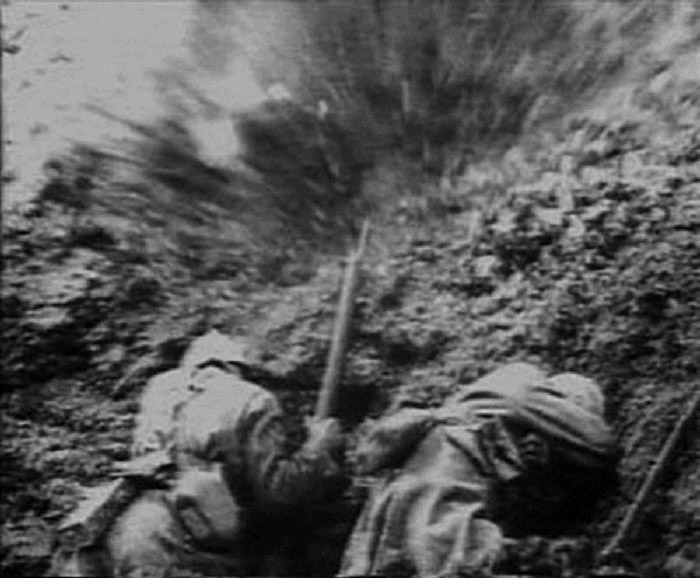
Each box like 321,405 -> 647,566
149,368 -> 187,385
141,368 -> 188,396
199,373 -> 272,406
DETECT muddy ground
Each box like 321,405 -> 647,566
3,1 -> 700,577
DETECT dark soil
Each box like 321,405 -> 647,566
3,3 -> 700,577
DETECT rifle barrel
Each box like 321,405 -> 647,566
600,386 -> 700,560
315,220 -> 370,418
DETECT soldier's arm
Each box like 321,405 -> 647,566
231,393 -> 343,513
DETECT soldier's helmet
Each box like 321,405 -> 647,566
537,373 -> 606,419
182,330 -> 251,372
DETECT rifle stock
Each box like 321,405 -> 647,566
315,220 -> 370,419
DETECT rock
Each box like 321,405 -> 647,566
565,215 -> 586,240
648,206 -> 668,223
557,186 -> 576,212
491,209 -> 518,236
533,207 -> 565,228
581,202 -> 611,224
473,255 -> 499,279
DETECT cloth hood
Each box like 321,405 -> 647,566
444,364 -> 617,468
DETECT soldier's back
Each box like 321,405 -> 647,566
132,368 -> 190,455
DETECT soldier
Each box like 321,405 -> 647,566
87,329 -> 344,578
341,363 -> 619,578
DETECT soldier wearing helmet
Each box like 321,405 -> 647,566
105,330 -> 345,577
341,363 -> 619,578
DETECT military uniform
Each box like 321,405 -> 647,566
341,363 -> 618,578
104,331 -> 344,578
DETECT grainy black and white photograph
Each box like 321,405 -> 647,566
2,1 -> 700,577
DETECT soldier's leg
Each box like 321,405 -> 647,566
107,493 -> 180,578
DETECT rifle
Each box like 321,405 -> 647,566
315,219 -> 371,419
593,385 -> 700,576
488,386 -> 699,578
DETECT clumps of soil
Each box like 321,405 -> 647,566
4,54 -> 700,578
250,117 -> 700,575
0,127 -> 365,574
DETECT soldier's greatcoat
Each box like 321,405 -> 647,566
341,363 -> 618,578
106,361 -> 342,577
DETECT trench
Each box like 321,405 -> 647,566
4,0 -> 700,576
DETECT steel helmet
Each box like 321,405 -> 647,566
182,330 -> 251,371
537,373 -> 606,419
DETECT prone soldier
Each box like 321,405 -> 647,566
54,329 -> 345,577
